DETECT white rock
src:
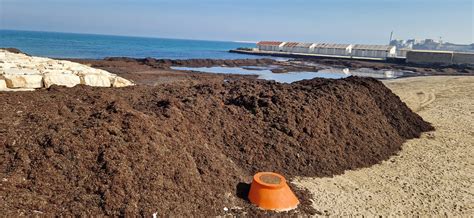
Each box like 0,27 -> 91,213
0,87 -> 36,92
46,64 -> 66,70
111,76 -> 134,87
42,69 -> 74,75
77,69 -> 112,77
34,57 -> 50,62
81,74 -> 111,87
3,68 -> 41,75
96,69 -> 113,76
18,63 -> 38,69
44,73 -> 81,88
1,63 -> 18,69
4,74 -> 43,88
0,79 -> 7,89
35,65 -> 47,71
67,65 -> 89,72
0,50 -> 133,90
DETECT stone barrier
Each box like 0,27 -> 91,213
407,50 -> 474,66
452,52 -> 474,65
0,49 -> 134,91
406,50 -> 453,65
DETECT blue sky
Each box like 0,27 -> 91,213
1,0 -> 472,44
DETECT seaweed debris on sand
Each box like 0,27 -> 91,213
0,77 -> 433,216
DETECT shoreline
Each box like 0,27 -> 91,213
2,47 -> 474,89
4,47 -> 474,86
69,56 -> 474,85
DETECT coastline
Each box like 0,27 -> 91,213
3,46 -> 473,86
69,55 -> 474,86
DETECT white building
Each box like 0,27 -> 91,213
351,45 -> 397,58
293,42 -> 315,53
311,43 -> 353,56
280,42 -> 315,53
352,45 -> 397,58
256,41 -> 285,52
396,48 -> 412,57
280,42 -> 298,53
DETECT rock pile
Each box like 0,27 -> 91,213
0,49 -> 133,91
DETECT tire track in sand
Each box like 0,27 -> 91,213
293,76 -> 474,216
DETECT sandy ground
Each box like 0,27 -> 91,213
294,76 -> 474,216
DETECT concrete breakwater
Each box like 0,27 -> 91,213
231,49 -> 474,66
0,49 -> 133,91
229,49 -> 397,62
406,50 -> 474,65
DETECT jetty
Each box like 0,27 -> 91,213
231,41 -> 474,65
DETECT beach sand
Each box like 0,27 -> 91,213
294,76 -> 474,216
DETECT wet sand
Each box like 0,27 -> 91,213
294,76 -> 474,216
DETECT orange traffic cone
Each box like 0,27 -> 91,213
248,172 -> 299,211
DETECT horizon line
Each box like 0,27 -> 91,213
1,28 -> 471,46
0,28 -> 258,45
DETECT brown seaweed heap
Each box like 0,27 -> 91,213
0,77 -> 433,216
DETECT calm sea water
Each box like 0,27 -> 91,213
0,30 -> 257,59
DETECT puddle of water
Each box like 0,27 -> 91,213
320,68 -> 404,79
172,66 -> 405,83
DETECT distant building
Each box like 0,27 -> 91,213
256,41 -> 285,52
391,38 -> 474,53
390,39 -> 410,48
255,41 -> 398,59
397,48 -> 411,57
280,42 -> 315,53
311,43 -> 353,56
352,45 -> 397,58
252,40 -> 474,64
293,42 -> 315,53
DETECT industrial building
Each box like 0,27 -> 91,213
311,43 -> 353,56
256,41 -> 284,52
352,45 -> 397,58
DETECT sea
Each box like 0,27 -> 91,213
0,30 -> 258,59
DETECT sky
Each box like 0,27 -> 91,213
0,0 -> 473,44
